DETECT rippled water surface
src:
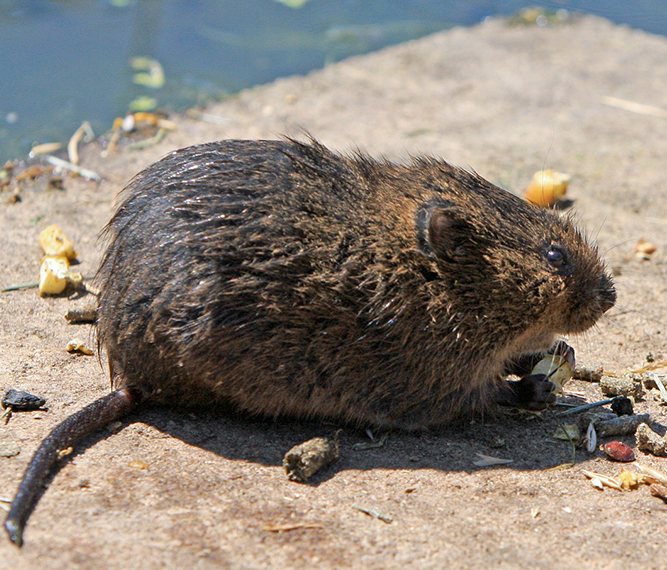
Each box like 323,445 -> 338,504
1,0 -> 666,159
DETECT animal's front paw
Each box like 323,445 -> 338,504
505,341 -> 576,377
500,374 -> 557,410
549,340 -> 575,370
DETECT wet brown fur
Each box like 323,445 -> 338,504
96,138 -> 615,430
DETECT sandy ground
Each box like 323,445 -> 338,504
1,14 -> 667,570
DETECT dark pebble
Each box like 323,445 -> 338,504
610,396 -> 633,416
2,389 -> 46,411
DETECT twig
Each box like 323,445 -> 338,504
351,505 -> 393,524
353,433 -> 388,450
45,156 -> 101,182
262,521 -> 324,532
186,109 -> 231,125
29,143 -> 63,157
67,121 -> 94,165
559,397 -> 616,415
101,128 -> 123,158
2,281 -> 39,293
602,96 -> 667,119
127,127 -> 168,151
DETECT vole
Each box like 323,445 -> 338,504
5,138 -> 616,546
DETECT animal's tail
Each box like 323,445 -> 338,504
5,388 -> 136,547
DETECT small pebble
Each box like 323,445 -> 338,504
571,365 -> 603,382
650,484 -> 667,502
2,389 -> 46,411
636,422 -> 667,457
600,375 -> 644,399
0,441 -> 21,457
610,396 -> 633,416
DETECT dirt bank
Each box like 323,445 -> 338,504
1,14 -> 666,570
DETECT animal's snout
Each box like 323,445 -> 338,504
598,274 -> 616,314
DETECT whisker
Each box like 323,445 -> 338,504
602,237 -> 645,256
593,214 -> 608,242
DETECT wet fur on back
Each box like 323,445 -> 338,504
96,138 -> 615,430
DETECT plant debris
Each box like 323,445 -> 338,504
634,238 -> 657,260
531,351 -> 572,392
650,484 -> 667,502
0,161 -> 14,188
1,281 -> 39,293
643,373 -> 667,404
635,464 -> 667,486
602,441 -> 635,462
29,142 -> 63,157
14,165 -> 53,182
618,468 -> 642,490
283,433 -> 340,482
130,56 -> 165,89
66,339 -> 94,356
559,397 -> 617,416
554,424 -> 580,441
127,127 -> 168,151
581,469 -> 623,491
352,432 -> 389,450
585,421 -> 597,453
524,169 -> 570,207
351,504 -> 393,524
582,463 -> 667,506
508,6 -> 570,27
39,224 -> 77,259
104,112 -> 176,157
262,521 -> 324,532
601,95 -> 667,119
67,121 -> 94,166
45,155 -> 101,182
473,453 -> 513,467
128,96 -> 158,113
38,224 -> 83,295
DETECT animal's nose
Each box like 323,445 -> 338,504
599,275 -> 616,314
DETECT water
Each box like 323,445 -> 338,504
1,0 -> 666,160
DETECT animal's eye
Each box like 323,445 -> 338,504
546,245 -> 567,267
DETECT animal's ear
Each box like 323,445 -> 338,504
427,207 -> 473,259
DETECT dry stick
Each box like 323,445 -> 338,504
186,109 -> 231,125
652,375 -> 667,403
101,128 -> 123,158
559,397 -> 617,415
29,143 -> 63,157
127,127 -> 168,151
1,281 -> 39,293
602,96 -> 667,119
351,505 -> 393,524
67,121 -> 94,165
45,155 -> 101,182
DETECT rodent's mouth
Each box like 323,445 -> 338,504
599,282 -> 617,314
566,299 -> 615,334
565,274 -> 616,334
